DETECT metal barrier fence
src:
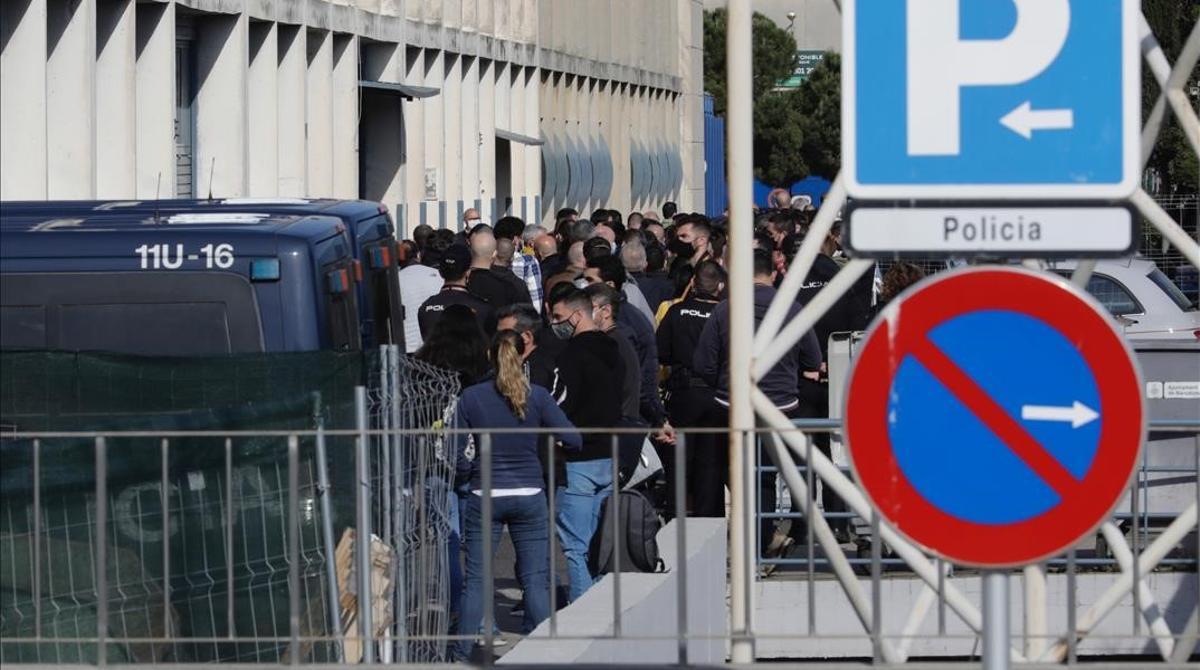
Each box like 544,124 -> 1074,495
0,421 -> 1196,666
759,420 -> 1200,570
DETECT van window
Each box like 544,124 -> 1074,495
362,241 -> 403,347
0,272 -> 264,355
323,264 -> 362,352
59,303 -> 235,355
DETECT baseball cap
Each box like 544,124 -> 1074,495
440,243 -> 471,273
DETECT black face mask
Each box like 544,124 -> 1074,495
667,238 -> 695,258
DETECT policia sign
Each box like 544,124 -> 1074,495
845,202 -> 1137,259
842,0 -> 1140,258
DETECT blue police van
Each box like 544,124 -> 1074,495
0,199 -> 405,353
0,211 -> 366,355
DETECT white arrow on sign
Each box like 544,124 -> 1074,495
1020,401 -> 1099,428
1000,101 -> 1075,139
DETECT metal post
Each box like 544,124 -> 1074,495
1023,565 -> 1046,659
547,435 -> 558,638
805,436 -> 815,637
674,434 -> 688,666
481,433 -> 494,662
33,439 -> 42,640
354,386 -> 374,663
982,571 -> 1010,670
225,437 -> 235,639
386,345 -> 406,663
725,0 -> 756,661
288,435 -> 301,665
95,437 -> 108,666
378,348 -> 393,664
1066,550 -> 1077,664
160,439 -> 171,645
870,512 -> 882,663
312,397 -> 344,661
610,436 -> 622,639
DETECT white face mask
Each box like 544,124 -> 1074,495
573,278 -> 588,289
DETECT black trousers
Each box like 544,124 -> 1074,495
665,387 -> 728,518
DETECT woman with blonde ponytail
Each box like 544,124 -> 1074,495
451,329 -> 581,661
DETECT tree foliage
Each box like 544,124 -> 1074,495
702,8 -> 797,118
706,3 -> 1196,193
1141,0 -> 1199,194
705,9 -> 842,186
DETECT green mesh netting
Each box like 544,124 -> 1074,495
0,351 -> 367,664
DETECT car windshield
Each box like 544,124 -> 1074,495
1146,269 -> 1196,312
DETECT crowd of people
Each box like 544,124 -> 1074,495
397,201 -> 925,660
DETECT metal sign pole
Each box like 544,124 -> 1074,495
725,0 -> 756,663
982,570 -> 1010,670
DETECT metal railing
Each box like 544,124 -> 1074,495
1,421 -> 1197,666
758,420 -> 1200,570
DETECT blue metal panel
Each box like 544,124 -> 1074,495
652,143 -> 665,203
586,134 -> 601,205
703,95 -> 728,217
541,133 -> 557,211
554,132 -> 571,209
564,134 -> 580,209
629,141 -> 644,204
578,132 -> 594,210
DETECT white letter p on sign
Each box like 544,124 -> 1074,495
906,0 -> 1070,156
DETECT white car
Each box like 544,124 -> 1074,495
1046,258 -> 1199,341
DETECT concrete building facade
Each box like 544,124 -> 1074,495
0,0 -> 705,233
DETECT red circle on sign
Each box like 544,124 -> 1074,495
844,267 -> 1144,567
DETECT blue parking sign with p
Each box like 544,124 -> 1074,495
843,0 -> 1140,199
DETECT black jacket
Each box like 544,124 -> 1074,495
693,283 -> 822,409
797,255 -> 875,357
526,329 -> 565,391
657,295 -> 720,391
607,327 -> 642,421
631,270 -> 674,315
539,254 -> 567,282
616,304 -> 668,426
468,267 -> 530,309
417,286 -> 493,339
550,330 -> 626,461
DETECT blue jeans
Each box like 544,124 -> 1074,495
454,493 -> 551,660
555,458 -> 613,602
446,484 -> 470,624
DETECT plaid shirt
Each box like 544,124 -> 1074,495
510,251 -> 544,312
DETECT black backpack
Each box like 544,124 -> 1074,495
588,489 -> 667,575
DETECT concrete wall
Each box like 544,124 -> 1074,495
0,0 -> 704,227
501,518 -> 728,666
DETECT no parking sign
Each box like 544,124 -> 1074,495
844,268 -> 1144,567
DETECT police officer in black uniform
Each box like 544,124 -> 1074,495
417,244 -> 493,339
656,260 -> 727,517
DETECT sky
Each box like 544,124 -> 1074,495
702,0 -> 843,52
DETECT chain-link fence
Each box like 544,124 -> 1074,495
365,346 -> 460,663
